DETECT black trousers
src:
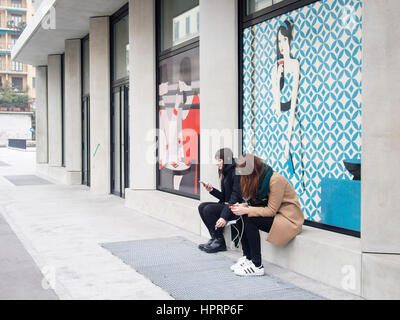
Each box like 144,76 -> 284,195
198,202 -> 235,239
240,215 -> 274,267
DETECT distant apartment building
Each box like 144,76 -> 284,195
0,0 -> 35,111
0,0 -> 36,146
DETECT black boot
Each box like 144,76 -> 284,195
198,238 -> 215,251
203,233 -> 226,253
198,230 -> 216,251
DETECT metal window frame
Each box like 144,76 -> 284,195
155,0 -> 201,201
238,0 -> 361,238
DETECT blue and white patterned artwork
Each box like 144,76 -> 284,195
242,0 -> 362,224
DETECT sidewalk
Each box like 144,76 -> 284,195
0,147 -> 362,300
0,214 -> 58,299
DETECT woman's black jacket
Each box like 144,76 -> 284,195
209,161 -> 242,221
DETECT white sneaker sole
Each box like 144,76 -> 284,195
234,272 -> 264,277
234,267 -> 265,277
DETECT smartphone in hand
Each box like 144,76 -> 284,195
199,181 -> 212,192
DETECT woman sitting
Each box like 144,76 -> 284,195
198,148 -> 242,253
231,154 -> 304,276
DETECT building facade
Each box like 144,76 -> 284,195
12,0 -> 400,299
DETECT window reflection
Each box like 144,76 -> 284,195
160,0 -> 199,51
247,0 -> 284,15
113,15 -> 129,80
172,6 -> 199,47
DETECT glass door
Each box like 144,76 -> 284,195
111,4 -> 129,197
111,84 -> 129,197
82,95 -> 90,186
81,35 -> 90,186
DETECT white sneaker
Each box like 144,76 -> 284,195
234,262 -> 264,277
230,256 -> 251,272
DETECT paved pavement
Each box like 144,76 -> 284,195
0,214 -> 58,299
0,147 -> 362,300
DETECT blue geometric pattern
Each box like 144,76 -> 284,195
281,73 -> 293,103
242,0 -> 362,223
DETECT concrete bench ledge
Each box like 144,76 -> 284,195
125,189 -> 363,297
257,226 -> 362,296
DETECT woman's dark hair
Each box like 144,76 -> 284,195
277,19 -> 294,90
236,154 -> 266,200
215,148 -> 234,180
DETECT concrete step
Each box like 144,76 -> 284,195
37,163 -> 82,185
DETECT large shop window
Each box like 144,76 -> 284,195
240,0 -> 362,236
157,0 -> 200,199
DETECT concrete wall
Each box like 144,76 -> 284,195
35,66 -> 48,163
129,0 -> 156,190
47,55 -> 63,167
64,39 -> 82,184
0,113 -> 32,147
362,0 -> 400,254
199,0 -> 239,202
89,17 -> 111,194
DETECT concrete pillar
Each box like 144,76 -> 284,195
64,39 -> 82,184
89,17 -> 111,194
199,0 -> 239,201
129,0 -> 156,190
362,0 -> 400,254
47,54 -> 63,167
35,66 -> 48,164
